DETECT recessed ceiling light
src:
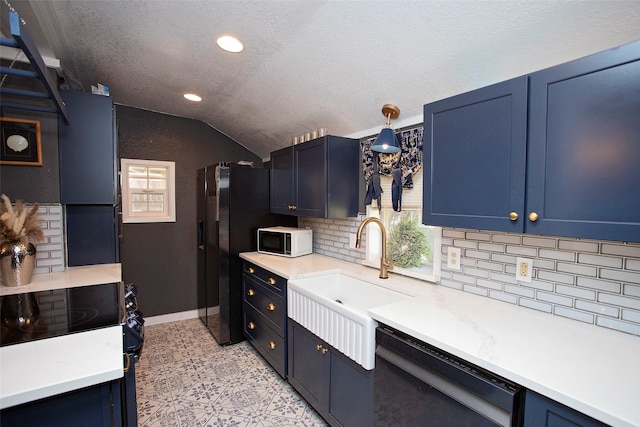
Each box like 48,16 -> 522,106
216,35 -> 244,53
184,93 -> 202,102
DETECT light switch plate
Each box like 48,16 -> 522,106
349,233 -> 357,248
516,257 -> 533,282
447,247 -> 461,270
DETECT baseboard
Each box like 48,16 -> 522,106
144,309 -> 200,326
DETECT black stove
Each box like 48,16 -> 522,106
0,282 -> 124,347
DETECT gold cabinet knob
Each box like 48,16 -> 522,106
267,303 -> 275,311
248,267 -> 255,274
316,344 -> 323,351
509,212 -> 519,221
268,341 -> 276,350
268,278 -> 276,285
288,205 -> 297,211
248,322 -> 255,330
247,288 -> 255,296
528,212 -> 539,222
321,348 -> 328,355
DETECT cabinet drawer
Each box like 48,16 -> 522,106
244,306 -> 286,377
243,275 -> 286,335
243,262 -> 286,294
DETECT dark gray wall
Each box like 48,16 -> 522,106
0,64 -> 61,203
116,105 -> 262,316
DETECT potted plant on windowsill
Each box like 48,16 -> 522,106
0,194 -> 44,286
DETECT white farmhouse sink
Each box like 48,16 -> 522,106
287,273 -> 410,370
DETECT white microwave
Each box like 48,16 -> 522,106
257,227 -> 312,257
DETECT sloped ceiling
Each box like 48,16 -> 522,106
2,0 -> 640,159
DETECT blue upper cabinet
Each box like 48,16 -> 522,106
58,91 -> 117,204
423,76 -> 528,231
423,40 -> 640,243
270,136 -> 360,218
527,41 -> 640,242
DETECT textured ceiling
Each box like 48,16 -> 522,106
2,0 -> 640,159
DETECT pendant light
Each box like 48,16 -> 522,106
371,104 -> 401,153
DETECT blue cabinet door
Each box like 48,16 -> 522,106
524,390 -> 607,427
527,40 -> 640,242
270,146 -> 295,215
294,138 -> 327,217
423,76 -> 528,231
58,91 -> 116,204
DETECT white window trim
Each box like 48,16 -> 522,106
363,168 -> 441,283
120,158 -> 176,223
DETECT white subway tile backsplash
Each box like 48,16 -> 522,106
519,298 -> 552,313
600,268 -> 640,285
601,243 -> 640,258
296,219 -> 640,337
555,284 -> 596,300
556,262 -> 597,277
536,291 -> 573,306
576,277 -> 621,293
465,231 -> 491,241
506,245 -> 537,257
626,259 -> 640,271
575,300 -> 619,317
504,284 -> 535,298
479,242 -> 505,253
558,239 -> 599,253
622,309 -> 640,323
489,291 -> 517,304
598,293 -> 640,310
537,270 -> 575,285
578,253 -> 623,269
539,248 -> 576,262
595,317 -> 640,335
522,236 -> 556,248
554,306 -> 594,324
492,234 -> 522,245
463,284 -> 488,296
624,284 -> 640,298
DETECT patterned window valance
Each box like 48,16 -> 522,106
361,126 -> 423,212
361,126 -> 423,188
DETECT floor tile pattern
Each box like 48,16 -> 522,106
136,318 -> 328,427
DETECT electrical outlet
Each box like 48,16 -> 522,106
349,233 -> 357,248
447,247 -> 461,270
516,257 -> 533,282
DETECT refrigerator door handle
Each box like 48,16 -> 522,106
197,220 -> 205,249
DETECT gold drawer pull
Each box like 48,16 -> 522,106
268,341 -> 276,350
247,289 -> 255,296
267,303 -> 275,311
248,322 -> 255,330
268,277 -> 276,285
316,344 -> 323,351
321,348 -> 328,355
248,267 -> 255,274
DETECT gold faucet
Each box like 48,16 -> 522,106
355,217 -> 393,279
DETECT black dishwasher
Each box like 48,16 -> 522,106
374,325 -> 523,427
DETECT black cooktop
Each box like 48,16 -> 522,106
0,282 -> 124,347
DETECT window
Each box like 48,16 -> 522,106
121,158 -> 175,223
364,169 -> 441,283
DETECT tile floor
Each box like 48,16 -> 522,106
135,318 -> 328,427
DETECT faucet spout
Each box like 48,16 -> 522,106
356,217 -> 393,279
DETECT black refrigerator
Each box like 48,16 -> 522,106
197,163 -> 296,345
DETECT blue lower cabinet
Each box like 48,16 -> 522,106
0,380 -> 123,427
524,390 -> 607,427
287,320 -> 373,427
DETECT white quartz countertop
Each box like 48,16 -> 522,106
240,252 -> 640,427
0,263 -> 122,296
0,325 -> 124,409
